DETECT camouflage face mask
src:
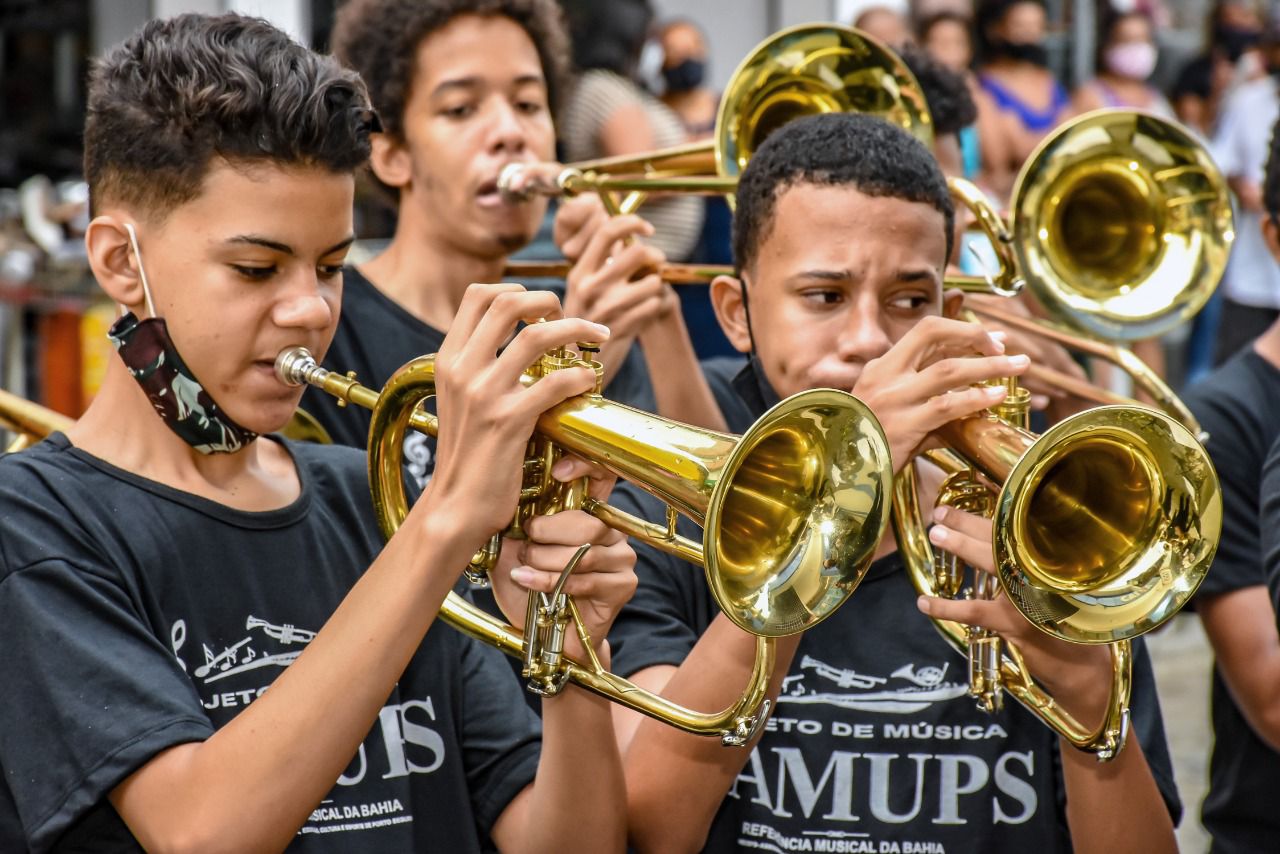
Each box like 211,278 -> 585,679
106,225 -> 258,455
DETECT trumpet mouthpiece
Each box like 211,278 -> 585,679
275,347 -> 318,387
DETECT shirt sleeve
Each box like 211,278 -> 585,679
606,484 -> 716,679
1186,385 -> 1266,598
456,634 -> 541,837
1126,636 -> 1183,826
0,559 -> 213,852
1259,436 -> 1280,619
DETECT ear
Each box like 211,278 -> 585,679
710,273 -> 753,354
941,287 -> 965,320
368,132 -> 412,190
1263,215 -> 1280,264
85,214 -> 146,310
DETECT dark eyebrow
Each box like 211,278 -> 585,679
226,234 -> 356,257
896,268 -> 941,285
789,269 -> 853,284
432,74 -> 546,98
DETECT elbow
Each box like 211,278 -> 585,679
135,827 -> 229,854
1253,704 -> 1280,754
627,799 -> 707,854
629,827 -> 703,854
130,810 -> 282,854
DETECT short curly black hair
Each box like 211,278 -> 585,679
332,0 -> 570,140
1265,113 -> 1280,220
732,113 -> 954,275
898,44 -> 978,137
85,13 -> 372,218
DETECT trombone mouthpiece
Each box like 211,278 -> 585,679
275,347 -> 319,387
497,163 -> 531,201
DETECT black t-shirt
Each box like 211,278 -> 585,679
608,360 -> 1181,852
1264,439 -> 1280,612
1183,348 -> 1280,852
0,435 -> 540,853
307,267 -> 656,488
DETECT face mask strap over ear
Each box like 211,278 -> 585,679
123,222 -> 157,320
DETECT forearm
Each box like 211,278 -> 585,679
112,508 -> 475,852
639,308 -> 727,431
508,660 -> 627,854
624,618 -> 800,853
596,333 -> 639,388
1200,588 -> 1280,751
1060,734 -> 1176,854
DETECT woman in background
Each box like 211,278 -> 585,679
559,0 -> 703,261
1071,9 -> 1174,117
974,0 -> 1069,199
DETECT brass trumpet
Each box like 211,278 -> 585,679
276,344 -> 893,744
0,388 -> 73,452
894,373 -> 1221,759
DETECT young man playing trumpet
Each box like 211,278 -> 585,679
604,113 -> 1179,852
318,0 -> 718,485
0,14 -> 635,851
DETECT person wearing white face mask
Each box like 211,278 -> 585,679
1071,9 -> 1175,117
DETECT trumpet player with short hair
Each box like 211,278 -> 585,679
0,14 -> 635,852
316,0 -> 721,481
606,112 -> 1180,852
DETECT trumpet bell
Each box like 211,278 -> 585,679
706,389 -> 893,636
1012,109 -> 1233,341
536,385 -> 893,637
716,24 -> 934,181
994,405 -> 1222,644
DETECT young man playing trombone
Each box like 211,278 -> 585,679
602,113 -> 1180,852
316,0 -> 719,484
0,14 -> 635,851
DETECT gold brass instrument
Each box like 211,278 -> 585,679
499,24 -> 932,210
957,109 -> 1233,433
276,344 -> 893,744
501,175 -> 1021,295
502,260 -> 730,286
0,388 -> 74,452
894,372 -> 1221,759
502,181 -> 1022,294
500,27 -> 1025,296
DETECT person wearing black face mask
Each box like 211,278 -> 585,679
560,0 -> 705,262
657,18 -> 717,139
1172,0 -> 1264,137
974,0 -> 1069,199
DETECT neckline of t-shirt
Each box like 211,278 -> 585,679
44,432 -> 315,529
346,265 -> 446,342
1242,345 -> 1280,379
863,550 -> 904,582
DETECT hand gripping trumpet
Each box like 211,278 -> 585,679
276,343 -> 893,745
894,371 -> 1221,759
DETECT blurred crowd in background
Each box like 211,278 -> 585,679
0,0 -> 1275,404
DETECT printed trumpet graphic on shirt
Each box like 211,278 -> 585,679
778,655 -> 969,714
171,614 -> 317,685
